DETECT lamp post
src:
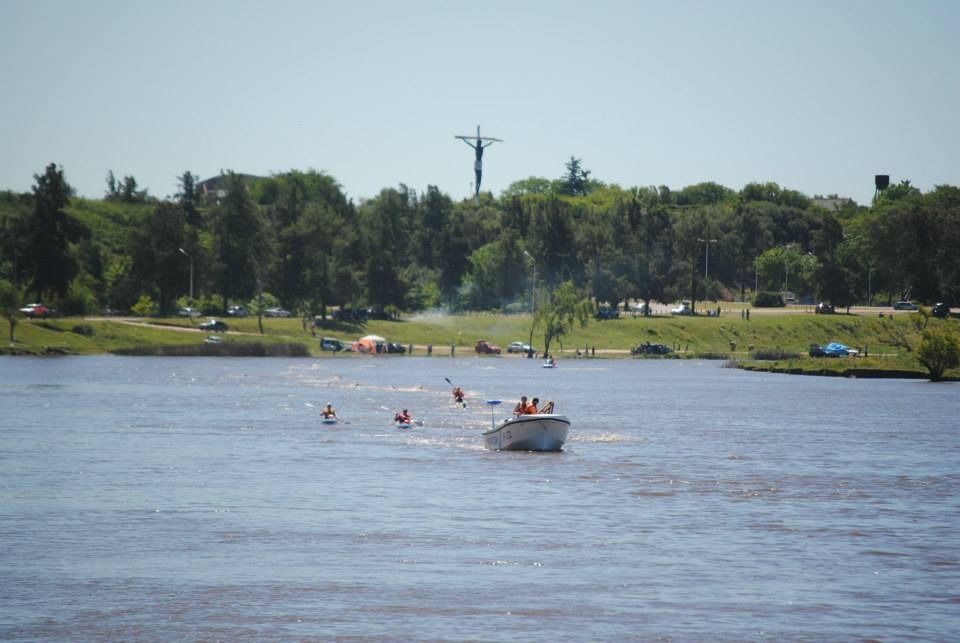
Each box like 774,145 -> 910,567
178,247 -> 194,303
523,250 -> 536,314
697,238 -> 718,279
523,250 -> 537,357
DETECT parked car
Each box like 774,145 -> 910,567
670,301 -> 693,315
475,339 -> 502,354
932,302 -> 951,318
199,319 -> 229,332
265,307 -> 292,317
595,307 -> 620,320
893,301 -> 918,311
320,337 -> 346,351
632,302 -> 652,315
178,307 -> 201,318
809,344 -> 827,358
386,342 -> 407,354
811,342 -> 858,357
227,306 -> 248,317
19,303 -> 52,318
631,342 -> 672,355
815,302 -> 835,314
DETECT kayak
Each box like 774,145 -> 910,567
395,421 -> 413,430
321,418 -> 338,425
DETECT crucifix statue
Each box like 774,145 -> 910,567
455,125 -> 502,199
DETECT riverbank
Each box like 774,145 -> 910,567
2,311 -> 957,380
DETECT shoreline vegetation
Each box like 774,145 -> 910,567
3,308 -> 957,381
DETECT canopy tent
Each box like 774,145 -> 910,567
353,335 -> 387,354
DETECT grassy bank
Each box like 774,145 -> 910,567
3,312 -> 957,380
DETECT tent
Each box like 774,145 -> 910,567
353,334 -> 387,354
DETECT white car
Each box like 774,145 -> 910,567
670,301 -> 693,315
507,341 -> 535,354
178,307 -> 201,318
265,307 -> 292,317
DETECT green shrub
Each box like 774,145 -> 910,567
131,294 -> 158,317
916,326 -> 960,381
72,324 -> 95,336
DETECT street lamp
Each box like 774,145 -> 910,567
523,250 -> 536,314
178,247 -> 194,303
697,238 -> 718,279
523,250 -> 537,357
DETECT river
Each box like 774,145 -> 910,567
1,356 -> 957,640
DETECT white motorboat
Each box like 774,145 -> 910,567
482,412 -> 570,451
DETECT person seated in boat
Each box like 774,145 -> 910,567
523,397 -> 540,415
394,409 -> 412,424
452,387 -> 465,406
513,396 -> 529,416
322,403 -> 339,419
546,355 -> 555,366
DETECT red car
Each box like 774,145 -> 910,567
20,303 -> 50,318
475,339 -> 502,354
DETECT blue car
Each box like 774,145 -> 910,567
822,342 -> 856,357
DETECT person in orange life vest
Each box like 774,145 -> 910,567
523,397 -> 540,415
513,396 -> 528,416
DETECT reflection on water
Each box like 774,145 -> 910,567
1,356 -> 958,640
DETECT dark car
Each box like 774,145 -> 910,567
596,307 -> 620,320
631,342 -> 672,355
893,300 -> 918,311
809,344 -> 827,357
815,302 -> 835,314
320,337 -> 346,351
932,302 -> 951,318
386,342 -> 406,354
199,319 -> 229,332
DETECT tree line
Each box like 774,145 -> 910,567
2,160 -> 958,321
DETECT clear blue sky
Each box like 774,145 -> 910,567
2,0 -> 957,205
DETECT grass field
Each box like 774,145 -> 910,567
3,311 -> 958,379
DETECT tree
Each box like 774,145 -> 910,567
916,326 -> 960,382
501,177 -> 554,198
464,237 -> 526,309
24,164 -> 89,301
558,157 -> 592,197
533,281 -> 592,358
128,202 -> 192,315
176,171 -> 202,226
0,279 -> 21,342
210,172 -> 265,313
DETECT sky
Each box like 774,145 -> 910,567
2,0 -> 958,205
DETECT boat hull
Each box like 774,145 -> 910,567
321,418 -> 338,425
482,414 -> 569,451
